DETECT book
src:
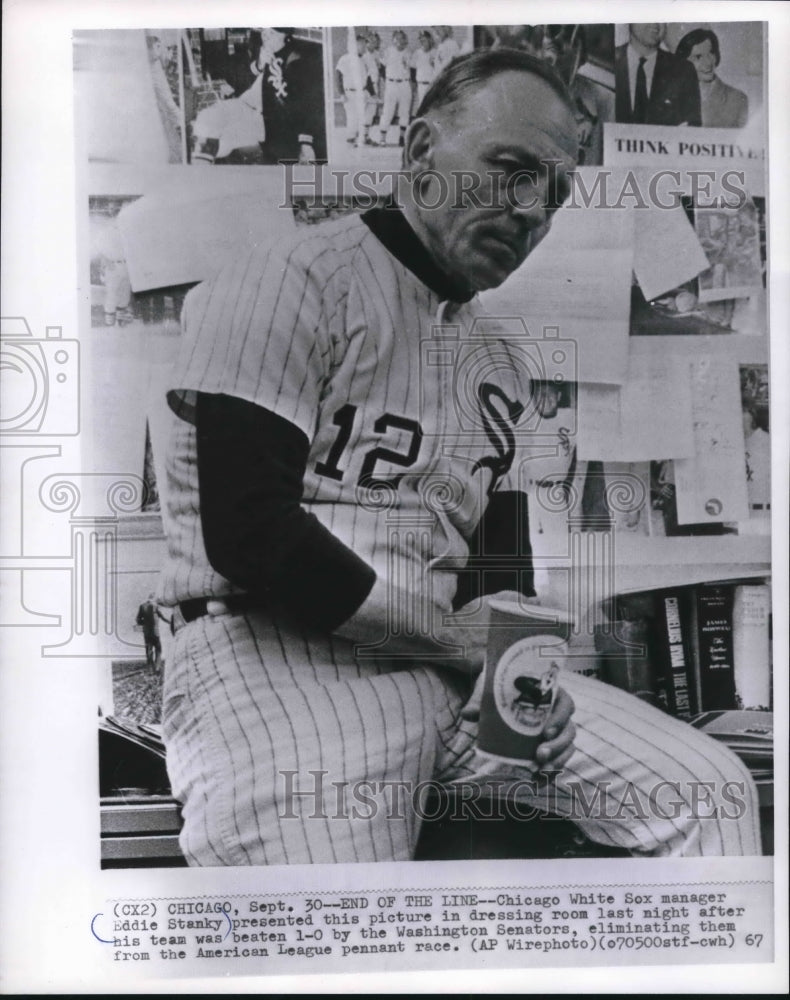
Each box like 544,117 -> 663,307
732,583 -> 771,710
688,584 -> 737,711
594,594 -> 659,705
652,588 -> 696,718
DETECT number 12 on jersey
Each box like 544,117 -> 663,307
315,403 -> 423,490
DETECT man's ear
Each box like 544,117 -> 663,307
403,117 -> 434,172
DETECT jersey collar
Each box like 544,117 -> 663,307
360,201 -> 476,304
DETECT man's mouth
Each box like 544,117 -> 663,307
481,234 -> 524,268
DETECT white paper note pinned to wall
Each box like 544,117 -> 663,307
577,354 -> 694,460
118,171 -> 296,291
480,175 -> 634,385
673,357 -> 749,524
633,202 -> 710,302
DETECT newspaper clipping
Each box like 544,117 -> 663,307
1,0 -> 787,993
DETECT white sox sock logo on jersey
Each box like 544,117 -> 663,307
472,381 -> 525,497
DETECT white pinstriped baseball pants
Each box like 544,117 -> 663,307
162,611 -> 762,866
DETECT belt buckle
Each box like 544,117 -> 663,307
172,605 -> 187,632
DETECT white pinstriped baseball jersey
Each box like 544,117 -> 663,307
159,210 -> 526,621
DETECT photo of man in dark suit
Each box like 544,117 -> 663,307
615,23 -> 701,126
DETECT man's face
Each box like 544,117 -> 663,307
263,28 -> 287,54
356,38 -> 366,56
414,71 -> 577,292
394,33 -> 407,50
629,23 -> 665,50
688,39 -> 717,82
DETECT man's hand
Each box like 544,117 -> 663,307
534,687 -> 576,768
462,677 -> 576,769
298,142 -> 316,164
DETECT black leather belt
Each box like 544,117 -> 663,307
178,594 -> 257,623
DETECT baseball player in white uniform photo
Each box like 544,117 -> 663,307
375,30 -> 413,145
158,48 -> 761,866
336,34 -> 369,146
411,30 -> 437,107
434,25 -> 462,75
362,32 -> 383,129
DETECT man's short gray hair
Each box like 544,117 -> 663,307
415,47 -> 575,121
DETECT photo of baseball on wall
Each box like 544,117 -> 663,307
326,25 -> 473,167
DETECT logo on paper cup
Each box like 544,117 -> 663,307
493,637 -> 561,736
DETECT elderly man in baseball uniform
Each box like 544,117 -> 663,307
159,48 -> 760,866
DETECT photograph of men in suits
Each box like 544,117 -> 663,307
615,23 -> 701,126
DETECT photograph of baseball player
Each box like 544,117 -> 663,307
474,24 -> 615,165
155,48 -> 762,866
613,22 -> 764,132
183,27 -> 326,165
327,25 -> 473,165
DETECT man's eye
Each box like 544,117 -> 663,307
491,159 -> 522,176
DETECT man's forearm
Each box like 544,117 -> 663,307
196,392 -> 376,632
335,574 -> 486,674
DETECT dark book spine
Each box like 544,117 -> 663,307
594,594 -> 660,705
695,584 -> 737,711
653,590 -> 695,718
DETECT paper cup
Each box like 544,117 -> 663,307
477,599 -> 572,763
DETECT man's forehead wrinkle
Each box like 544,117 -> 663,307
439,101 -> 573,144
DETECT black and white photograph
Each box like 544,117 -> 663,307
740,363 -> 771,523
326,25 -> 473,165
629,196 -> 767,336
613,21 -> 764,132
182,27 -> 327,165
1,1 -> 787,994
79,22 -> 774,873
74,29 -> 186,164
474,24 -> 616,165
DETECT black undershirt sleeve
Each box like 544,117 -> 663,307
195,392 -> 376,632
